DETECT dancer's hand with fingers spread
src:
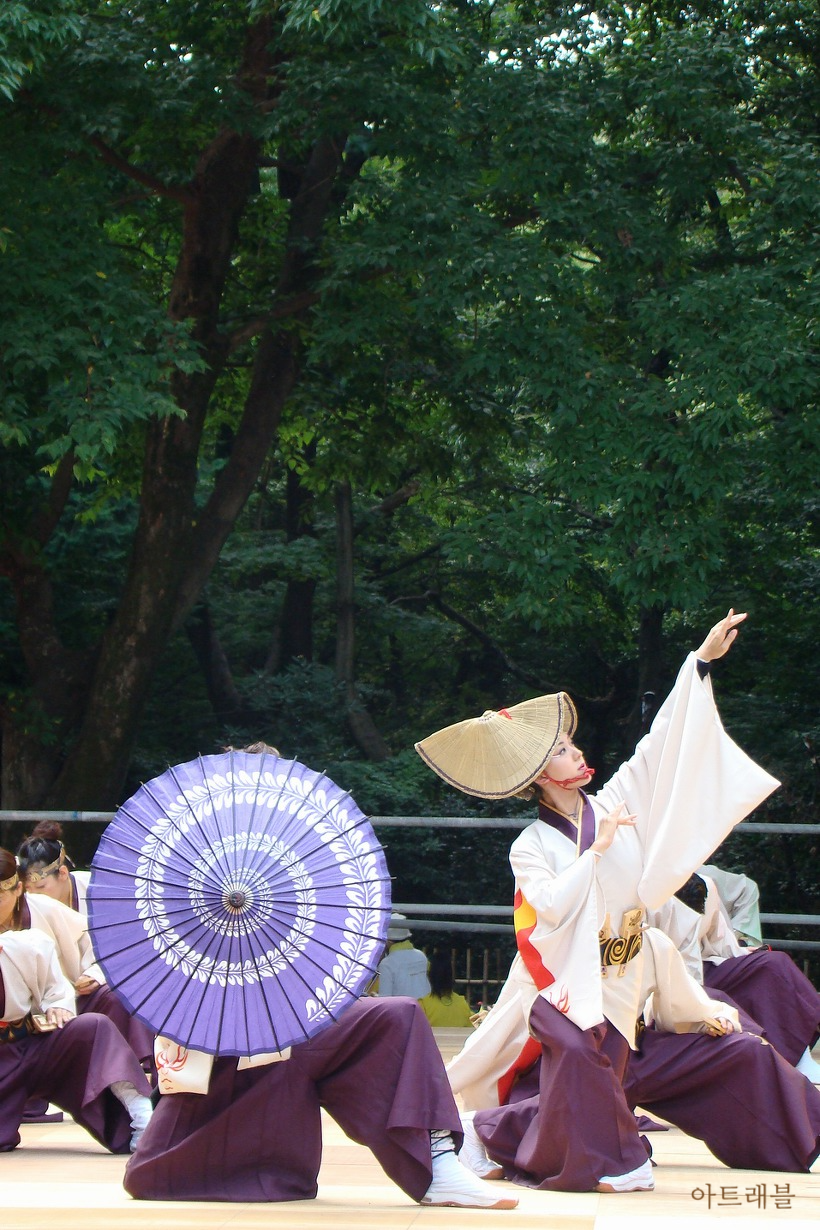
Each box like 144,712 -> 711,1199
591,802 -> 637,856
696,608 -> 747,662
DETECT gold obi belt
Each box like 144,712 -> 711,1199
0,1014 -> 36,1044
599,907 -> 644,977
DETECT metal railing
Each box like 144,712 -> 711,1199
2,811 -> 817,953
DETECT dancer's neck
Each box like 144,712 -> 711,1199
538,784 -> 582,821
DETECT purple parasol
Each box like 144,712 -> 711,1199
87,752 -> 391,1057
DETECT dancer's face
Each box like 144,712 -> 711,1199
25,863 -> 69,903
538,735 -> 593,786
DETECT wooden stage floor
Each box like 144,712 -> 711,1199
4,1030 -> 819,1230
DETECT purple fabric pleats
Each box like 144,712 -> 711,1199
77,984 -> 155,1066
124,997 -> 461,1203
474,999 -> 650,1191
625,1026 -> 820,1172
0,1012 -> 150,1152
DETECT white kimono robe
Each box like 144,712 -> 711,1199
26,893 -> 105,987
448,653 -> 779,1110
0,930 -> 75,1019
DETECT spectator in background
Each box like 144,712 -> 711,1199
419,952 -> 474,1028
699,863 -> 762,945
376,915 -> 431,998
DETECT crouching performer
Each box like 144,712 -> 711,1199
0,862 -> 152,1153
124,996 -> 517,1208
416,610 -> 820,1192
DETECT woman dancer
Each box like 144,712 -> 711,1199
416,610 -> 820,1190
122,743 -> 517,1211
18,821 -> 91,912
17,824 -> 154,1068
0,856 -> 151,1152
125,997 -> 517,1208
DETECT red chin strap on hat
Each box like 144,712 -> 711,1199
543,767 -> 596,788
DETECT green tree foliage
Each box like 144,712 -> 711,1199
1,0 -> 486,805
0,0 -> 817,960
0,1 -> 82,100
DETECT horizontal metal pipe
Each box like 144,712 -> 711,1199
2,811 -> 818,835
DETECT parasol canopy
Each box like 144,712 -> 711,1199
87,752 -> 391,1057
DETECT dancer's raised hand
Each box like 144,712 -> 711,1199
696,608 -> 747,662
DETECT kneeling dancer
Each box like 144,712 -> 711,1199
416,610 -> 820,1190
0,917 -> 151,1153
124,996 -> 517,1208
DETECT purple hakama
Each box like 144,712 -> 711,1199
703,949 -> 820,1065
77,985 -> 155,1066
624,1026 -> 820,1172
0,1013 -> 151,1153
124,997 -> 462,1202
473,999 -> 650,1192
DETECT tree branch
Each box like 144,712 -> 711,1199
225,264 -> 394,353
394,589 -> 552,691
367,481 -> 421,518
31,450 -> 76,547
372,543 -> 441,580
87,133 -> 193,204
226,290 -> 323,352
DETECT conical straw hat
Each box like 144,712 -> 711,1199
415,693 -> 577,800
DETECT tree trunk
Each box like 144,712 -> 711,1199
185,604 -> 246,727
0,535 -> 91,807
9,23 -> 360,807
631,603 -> 666,742
334,481 -> 391,761
278,462 -> 317,665
2,19 -> 367,807
45,114 -> 264,806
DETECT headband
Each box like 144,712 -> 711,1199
24,846 -> 65,886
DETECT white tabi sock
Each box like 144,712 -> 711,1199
795,1047 -> 820,1083
596,1159 -> 655,1193
110,1079 -> 153,1151
422,1130 -> 518,1209
458,1110 -> 504,1179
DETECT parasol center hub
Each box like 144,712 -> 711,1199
225,888 -> 251,911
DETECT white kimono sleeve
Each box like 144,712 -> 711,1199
646,896 -> 704,983
592,654 -> 779,910
0,930 -> 75,1017
642,929 -> 740,1035
28,894 -> 105,985
698,877 -> 748,964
